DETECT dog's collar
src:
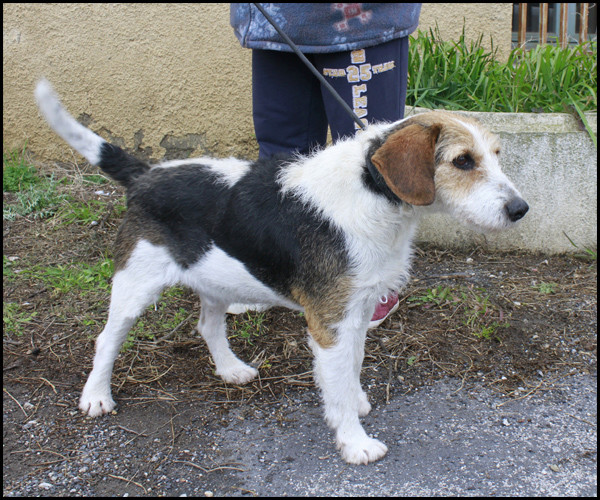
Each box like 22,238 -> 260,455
365,157 -> 404,205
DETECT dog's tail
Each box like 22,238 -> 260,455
34,79 -> 150,189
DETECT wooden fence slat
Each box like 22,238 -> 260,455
539,3 -> 549,45
579,3 -> 589,44
518,3 -> 528,46
559,3 -> 569,48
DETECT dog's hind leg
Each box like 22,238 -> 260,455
79,243 -> 170,417
196,298 -> 258,385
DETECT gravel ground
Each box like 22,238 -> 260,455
3,371 -> 596,496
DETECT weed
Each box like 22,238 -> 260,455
82,174 -> 110,185
122,304 -> 192,352
474,320 -> 510,340
59,198 -> 125,226
408,285 -> 454,307
24,258 -> 114,296
230,311 -> 267,345
563,231 -> 597,261
533,282 -> 558,294
3,148 -> 69,220
461,287 -> 510,339
3,144 -> 39,192
409,284 -> 509,340
3,255 -> 17,281
3,302 -> 38,337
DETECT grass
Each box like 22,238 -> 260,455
3,302 -> 38,337
230,311 -> 268,345
407,24 -> 598,146
3,27 -> 595,350
408,25 -> 597,115
3,146 -> 70,220
59,199 -> 127,226
563,231 -> 597,261
3,144 -> 39,192
22,258 -> 114,297
123,303 -> 192,352
408,284 -> 510,340
533,282 -> 558,294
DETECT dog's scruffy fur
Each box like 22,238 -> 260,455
35,79 -> 528,464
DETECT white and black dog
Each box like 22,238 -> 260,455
35,79 -> 528,464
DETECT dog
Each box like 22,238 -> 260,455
35,79 -> 528,464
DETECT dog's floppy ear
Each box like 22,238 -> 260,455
371,123 -> 441,206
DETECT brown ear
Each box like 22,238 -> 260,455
370,123 -> 441,206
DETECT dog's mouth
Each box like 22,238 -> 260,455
462,212 -> 523,234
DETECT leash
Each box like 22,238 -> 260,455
253,3 -> 367,131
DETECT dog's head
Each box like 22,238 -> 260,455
369,112 -> 528,232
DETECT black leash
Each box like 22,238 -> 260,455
253,3 -> 366,131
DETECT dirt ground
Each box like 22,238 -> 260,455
3,162 -> 597,495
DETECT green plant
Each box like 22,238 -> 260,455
122,303 -> 191,352
60,199 -> 116,225
409,284 -> 510,340
408,25 -> 597,118
3,146 -> 71,220
407,285 -> 454,306
230,311 -> 267,345
25,258 -> 114,296
533,282 -> 558,294
3,302 -> 38,337
563,231 -> 597,260
3,255 -> 17,281
81,174 -> 109,185
409,26 -> 499,110
474,320 -> 509,340
461,288 -> 509,339
3,144 -> 39,192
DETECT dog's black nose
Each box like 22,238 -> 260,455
505,197 -> 529,222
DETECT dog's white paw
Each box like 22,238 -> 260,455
358,391 -> 372,417
338,435 -> 388,464
217,360 -> 258,385
79,390 -> 115,417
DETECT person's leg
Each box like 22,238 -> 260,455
315,37 -> 410,327
252,49 -> 329,158
315,36 -> 409,140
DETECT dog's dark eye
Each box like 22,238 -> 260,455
452,154 -> 475,170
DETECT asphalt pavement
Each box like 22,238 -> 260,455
202,373 -> 596,496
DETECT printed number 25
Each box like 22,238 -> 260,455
347,64 -> 372,83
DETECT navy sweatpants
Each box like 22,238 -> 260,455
251,37 -> 409,158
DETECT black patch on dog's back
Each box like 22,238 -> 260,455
124,158 -> 349,295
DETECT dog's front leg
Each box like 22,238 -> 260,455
309,318 -> 387,465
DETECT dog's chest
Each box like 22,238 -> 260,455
347,215 -> 419,289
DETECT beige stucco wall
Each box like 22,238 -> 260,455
419,3 -> 513,59
3,3 -> 512,162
